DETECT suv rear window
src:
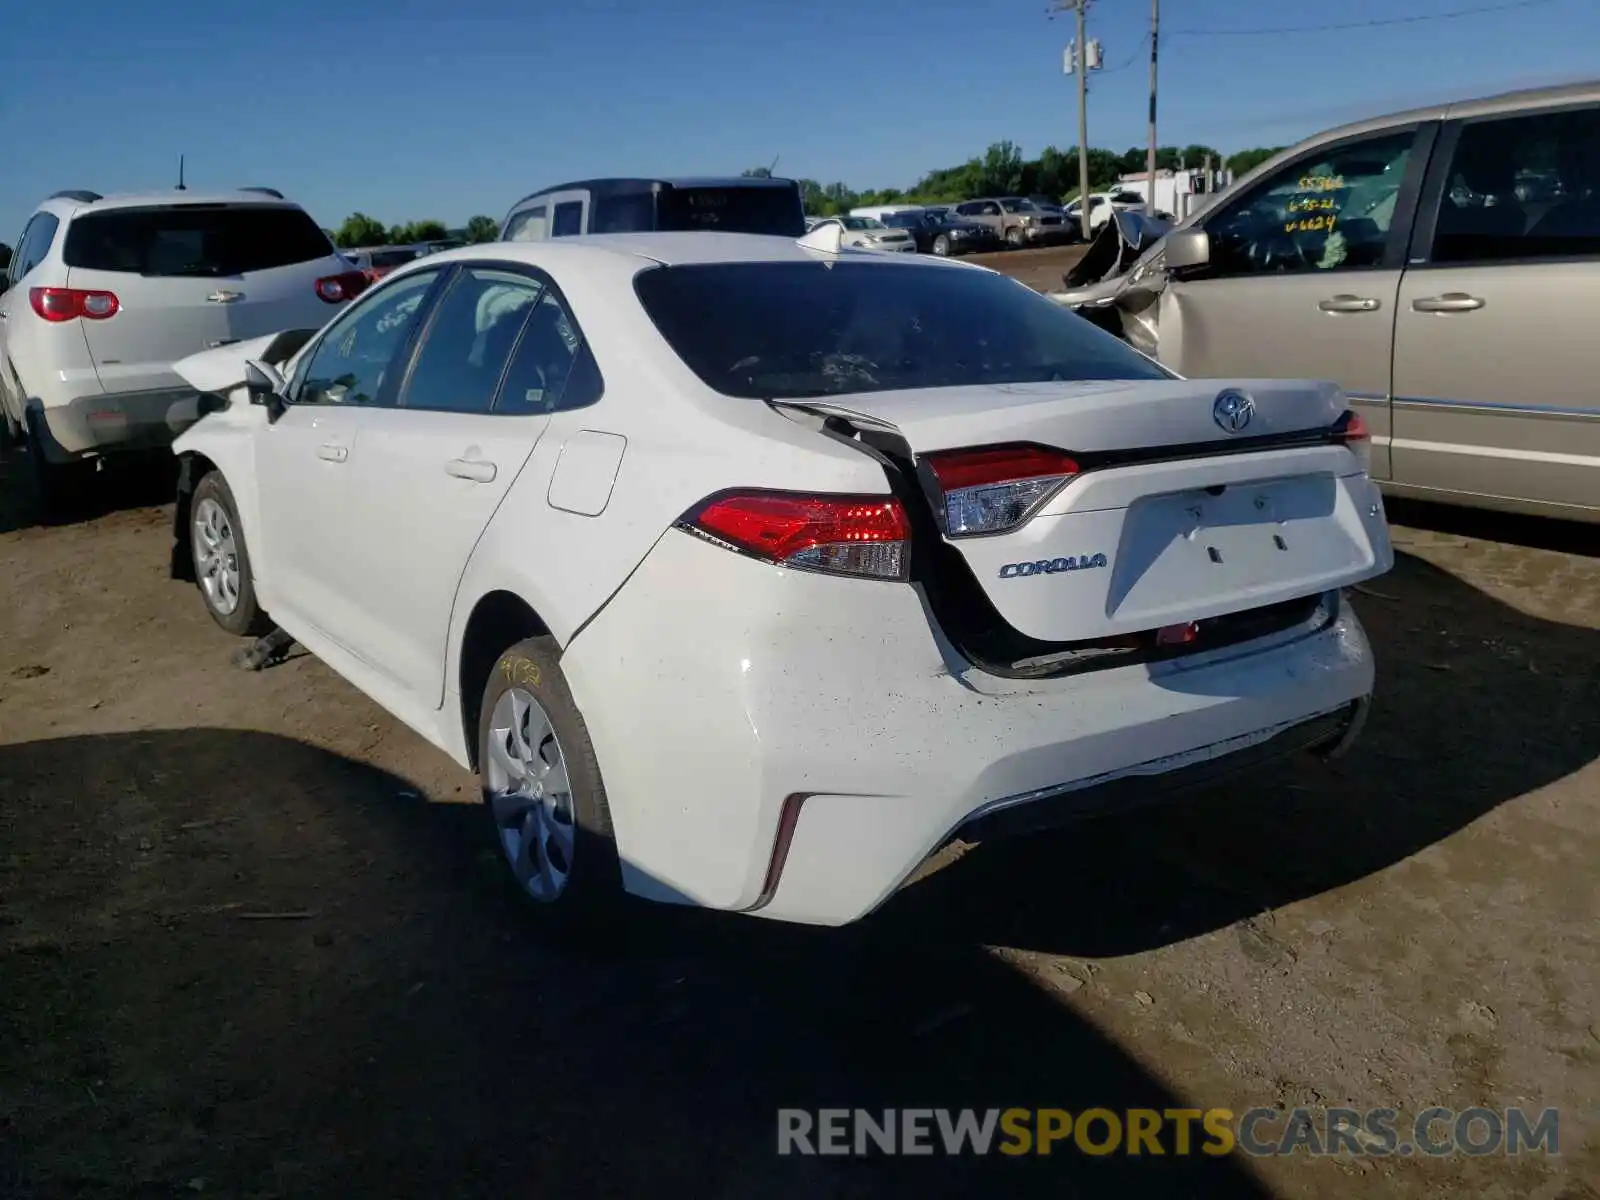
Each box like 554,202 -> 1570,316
633,260 -> 1169,400
63,204 -> 333,277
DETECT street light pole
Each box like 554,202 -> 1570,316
1076,1 -> 1091,240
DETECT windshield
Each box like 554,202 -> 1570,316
841,216 -> 883,230
999,199 -> 1037,213
881,213 -> 924,228
370,248 -> 420,268
63,204 -> 332,277
655,184 -> 806,236
633,260 -> 1170,400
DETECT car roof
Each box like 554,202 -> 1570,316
39,190 -> 304,216
1292,78 -> 1600,149
414,231 -> 978,270
505,176 -> 798,211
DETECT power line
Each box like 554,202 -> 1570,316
1167,0 -> 1554,37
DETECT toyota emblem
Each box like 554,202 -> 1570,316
1213,389 -> 1255,434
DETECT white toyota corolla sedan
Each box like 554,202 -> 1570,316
170,227 -> 1393,928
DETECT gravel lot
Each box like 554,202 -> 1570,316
1,264 -> 1596,1197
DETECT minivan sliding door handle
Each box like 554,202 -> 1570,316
1411,293 -> 1485,313
1318,295 -> 1381,313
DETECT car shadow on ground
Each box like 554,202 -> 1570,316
863,547 -> 1599,957
1384,496 -> 1600,559
1,729 -> 1272,1198
0,444 -> 177,536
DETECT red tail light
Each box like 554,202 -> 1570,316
682,491 -> 911,581
1334,409 -> 1370,444
921,444 -> 1080,537
30,287 -> 120,322
315,270 -> 372,304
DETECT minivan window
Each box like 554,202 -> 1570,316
633,260 -> 1170,400
63,204 -> 332,277
1431,104 -> 1600,263
10,213 -> 59,282
551,202 -> 584,238
505,206 -> 547,242
1204,128 -> 1416,275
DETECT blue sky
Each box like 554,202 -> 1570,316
1,0 -> 1594,238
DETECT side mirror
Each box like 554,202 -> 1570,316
243,359 -> 288,419
1164,227 -> 1211,271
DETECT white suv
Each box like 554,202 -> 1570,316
169,233 -> 1391,929
0,189 -> 366,506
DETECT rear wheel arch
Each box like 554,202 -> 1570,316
458,590 -> 552,771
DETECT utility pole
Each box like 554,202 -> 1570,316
1052,0 -> 1093,240
1075,1 -> 1090,240
1146,0 -> 1159,216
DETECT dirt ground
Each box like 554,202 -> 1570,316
1,315 -> 1597,1196
965,242 -> 1090,291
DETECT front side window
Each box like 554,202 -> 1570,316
296,269 -> 439,406
1430,104 -> 1600,263
505,206 -> 548,242
1204,128 -> 1417,275
399,268 -> 542,414
63,204 -> 331,276
634,260 -> 1169,401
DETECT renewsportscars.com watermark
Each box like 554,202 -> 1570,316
777,1106 -> 1560,1158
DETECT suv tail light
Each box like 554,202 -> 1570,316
315,270 -> 371,304
681,491 -> 911,581
922,444 -> 1080,536
30,287 -> 120,322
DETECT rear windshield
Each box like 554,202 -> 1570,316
633,261 -> 1169,400
370,248 -> 420,268
63,204 -> 333,277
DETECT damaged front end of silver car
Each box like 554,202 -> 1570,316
1048,209 -> 1173,358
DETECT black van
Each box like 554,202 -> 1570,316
498,177 -> 807,241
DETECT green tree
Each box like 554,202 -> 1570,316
977,140 -> 1025,196
464,215 -> 500,243
334,212 -> 388,249
390,219 -> 449,244
0,242 -> 11,270
1226,147 -> 1285,177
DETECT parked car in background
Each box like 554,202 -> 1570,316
342,244 -> 428,281
953,196 -> 1070,247
1027,194 -> 1066,214
1063,190 -> 1147,237
0,188 -> 366,507
500,177 -> 806,241
850,204 -> 926,224
168,231 -> 1390,929
1055,79 -> 1600,523
806,215 -> 917,252
879,209 -> 999,256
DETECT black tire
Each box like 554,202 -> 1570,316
1005,227 -> 1025,248
478,636 -> 621,927
931,233 -> 951,257
190,470 -> 272,637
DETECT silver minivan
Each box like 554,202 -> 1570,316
1069,81 -> 1600,524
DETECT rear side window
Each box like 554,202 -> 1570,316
655,186 -> 805,236
400,268 -> 542,414
63,204 -> 333,277
1431,104 -> 1600,263
633,260 -> 1169,400
9,212 -> 59,283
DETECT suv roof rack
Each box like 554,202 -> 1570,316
237,187 -> 284,198
48,189 -> 102,203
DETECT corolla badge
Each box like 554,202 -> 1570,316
1212,388 -> 1255,434
998,554 -> 1109,579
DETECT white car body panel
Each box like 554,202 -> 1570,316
172,231 -> 1392,926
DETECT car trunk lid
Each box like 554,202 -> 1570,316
775,378 -> 1391,644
